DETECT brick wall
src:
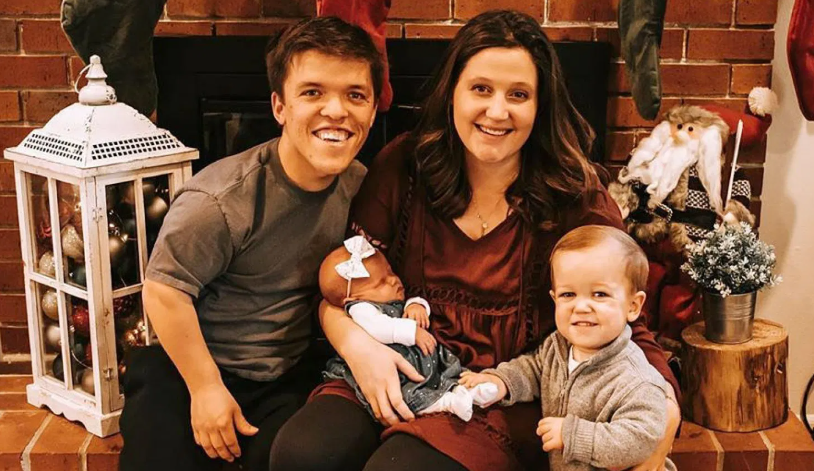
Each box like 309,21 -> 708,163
0,0 -> 777,365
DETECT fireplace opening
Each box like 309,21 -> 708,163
154,37 -> 611,173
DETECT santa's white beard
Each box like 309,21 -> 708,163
619,135 -> 699,207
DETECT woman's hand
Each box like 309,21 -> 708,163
614,387 -> 681,471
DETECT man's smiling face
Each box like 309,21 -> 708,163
272,50 -> 377,190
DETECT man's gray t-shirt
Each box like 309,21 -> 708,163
145,138 -> 367,381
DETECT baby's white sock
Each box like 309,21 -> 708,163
420,386 -> 473,422
468,382 -> 499,408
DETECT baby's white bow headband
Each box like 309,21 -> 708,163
335,235 -> 375,297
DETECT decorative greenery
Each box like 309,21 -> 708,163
681,222 -> 782,297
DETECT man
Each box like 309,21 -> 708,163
119,17 -> 382,471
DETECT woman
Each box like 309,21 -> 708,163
270,10 -> 680,471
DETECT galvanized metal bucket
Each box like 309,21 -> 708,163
702,290 -> 757,344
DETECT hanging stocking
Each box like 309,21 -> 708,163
61,0 -> 167,117
317,0 -> 393,111
788,0 -> 814,121
618,0 -> 668,121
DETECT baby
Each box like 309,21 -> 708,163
460,225 -> 676,471
319,236 -> 498,422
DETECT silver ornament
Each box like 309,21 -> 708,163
41,290 -> 59,321
145,196 -> 169,225
60,225 -> 85,261
38,251 -> 56,277
108,234 -> 126,265
78,368 -> 95,395
44,323 -> 62,350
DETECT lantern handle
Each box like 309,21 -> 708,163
76,55 -> 117,106
74,63 -> 92,95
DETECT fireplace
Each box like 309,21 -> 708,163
154,37 -> 611,173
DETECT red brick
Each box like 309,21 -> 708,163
0,162 -> 14,193
0,262 -> 23,291
595,28 -> 684,60
669,421 -> 720,470
605,131 -> 635,162
0,375 -> 31,393
0,20 -> 17,52
22,91 -> 76,124
0,0 -> 61,16
0,294 -> 26,324
0,195 -> 21,226
167,0 -> 261,18
0,92 -> 20,122
0,126 -> 36,152
0,228 -> 21,260
214,20 -> 293,36
662,63 -> 730,95
386,23 -> 404,39
684,97 -> 749,112
665,0 -> 733,25
29,415 -> 90,471
549,0 -> 617,22
688,29 -> 774,60
0,56 -> 68,88
0,326 -> 29,353
763,415 -> 814,470
20,20 -> 74,53
0,361 -> 32,375
68,55 -> 87,90
262,0 -> 315,17
86,434 -> 124,471
0,393 -> 36,411
0,411 -> 48,471
404,24 -> 462,39
155,20 -> 213,37
543,27 -> 593,42
608,62 -> 627,93
391,0 -> 449,20
731,64 -> 771,95
736,0 -> 778,25
456,0 -> 543,21
715,430 -> 769,471
607,97 -> 682,128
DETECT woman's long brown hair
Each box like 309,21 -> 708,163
411,9 -> 600,231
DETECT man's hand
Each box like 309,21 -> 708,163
415,327 -> 437,356
345,336 -> 425,427
458,371 -> 507,406
404,303 -> 430,329
190,382 -> 258,462
537,417 -> 564,452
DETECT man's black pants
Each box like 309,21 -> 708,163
119,346 -> 323,471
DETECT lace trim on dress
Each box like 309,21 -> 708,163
405,285 -> 521,313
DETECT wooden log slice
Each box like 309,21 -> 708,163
681,319 -> 788,432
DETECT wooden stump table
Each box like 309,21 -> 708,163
681,319 -> 788,432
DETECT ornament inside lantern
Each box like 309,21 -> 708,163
4,55 -> 197,436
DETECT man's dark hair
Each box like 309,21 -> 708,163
265,17 -> 384,102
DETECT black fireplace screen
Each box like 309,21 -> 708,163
155,37 -> 611,173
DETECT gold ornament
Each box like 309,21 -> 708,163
41,290 -> 59,321
38,251 -> 56,277
60,225 -> 85,261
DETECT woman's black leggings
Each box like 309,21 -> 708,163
269,394 -> 467,471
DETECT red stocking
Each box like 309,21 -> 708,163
317,0 -> 393,111
788,0 -> 814,121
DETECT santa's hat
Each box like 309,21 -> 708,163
701,87 -> 777,148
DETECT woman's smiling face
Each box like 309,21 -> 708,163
452,47 -> 538,168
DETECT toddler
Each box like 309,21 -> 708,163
460,225 -> 676,471
319,236 -> 498,422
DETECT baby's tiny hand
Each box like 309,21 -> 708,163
458,372 -> 507,404
415,327 -> 437,356
537,417 -> 564,452
404,304 -> 430,329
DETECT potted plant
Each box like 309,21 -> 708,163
681,222 -> 782,343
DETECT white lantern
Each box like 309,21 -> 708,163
4,56 -> 198,436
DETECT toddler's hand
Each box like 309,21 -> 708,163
404,304 -> 430,329
415,327 -> 437,356
537,417 -> 564,452
458,372 -> 507,404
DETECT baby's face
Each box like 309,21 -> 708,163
549,243 -> 644,357
350,252 -> 405,303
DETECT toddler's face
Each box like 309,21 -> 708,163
549,242 -> 644,357
349,252 -> 405,303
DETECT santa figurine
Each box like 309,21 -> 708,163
608,87 -> 776,342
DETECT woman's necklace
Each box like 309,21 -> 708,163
472,193 -> 505,238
